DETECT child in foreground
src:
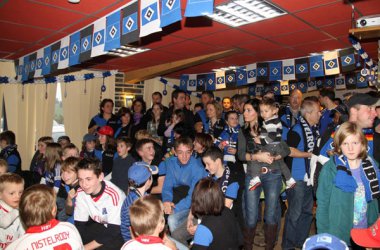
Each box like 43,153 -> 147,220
121,195 -> 177,250
0,159 -> 7,175
5,184 -> 84,250
0,173 -> 24,249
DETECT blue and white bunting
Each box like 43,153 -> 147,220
42,46 -> 51,76
236,67 -> 247,86
180,74 -> 188,90
307,80 -> 317,91
324,51 -> 340,75
356,73 -> 368,88
206,73 -> 216,90
246,63 -> 257,84
121,1 -> 139,45
272,81 -> 281,95
140,0 -> 162,37
22,55 -> 29,82
280,81 -> 289,95
339,48 -> 356,73
269,61 -> 282,81
335,75 -> 346,90
50,41 -> 61,74
282,59 -> 295,80
91,18 -> 106,57
69,32 -> 81,66
58,36 -> 70,69
185,0 -> 214,17
248,85 -> 256,96
295,58 -> 309,79
160,0 -> 181,28
215,71 -> 226,90
309,55 -> 324,78
187,74 -> 197,91
255,84 -> 264,96
289,81 -> 297,92
316,78 -> 324,89
257,63 -> 268,82
324,76 -> 335,87
34,48 -> 43,78
80,25 -> 93,63
297,81 -> 308,93
346,74 -> 357,89
105,11 -> 121,51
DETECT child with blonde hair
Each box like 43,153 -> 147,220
0,159 -> 7,176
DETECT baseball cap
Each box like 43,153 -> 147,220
346,93 -> 380,109
351,217 -> 380,248
128,162 -> 159,186
302,233 -> 348,250
83,133 -> 97,142
98,126 -> 114,137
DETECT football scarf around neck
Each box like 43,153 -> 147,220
299,116 -> 315,178
209,166 -> 231,195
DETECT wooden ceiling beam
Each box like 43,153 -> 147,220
122,48 -> 242,83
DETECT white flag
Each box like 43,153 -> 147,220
335,75 -> 346,89
324,51 -> 340,75
34,48 -> 43,78
282,59 -> 295,80
187,74 -> 197,91
58,36 -> 69,69
140,0 -> 162,37
91,17 -> 106,57
246,63 -> 257,84
215,71 -> 226,90
280,80 -> 289,95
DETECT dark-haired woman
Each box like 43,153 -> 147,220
88,98 -> 120,134
114,107 -> 133,138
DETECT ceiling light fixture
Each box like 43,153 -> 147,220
208,0 -> 287,27
68,0 -> 80,4
108,45 -> 150,57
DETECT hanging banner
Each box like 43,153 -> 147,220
50,41 -> 61,74
187,74 -> 197,91
197,74 -> 207,91
298,81 -> 308,93
34,48 -> 43,78
246,63 -> 257,84
335,75 -> 346,89
206,73 -> 216,90
324,76 -> 335,87
28,52 -> 37,80
91,18 -> 106,57
345,73 -> 357,89
280,80 -> 289,95
225,70 -> 237,88
180,74 -> 188,90
21,55 -> 29,82
324,51 -> 340,75
307,80 -> 317,91
289,81 -> 297,92
309,55 -> 324,78
272,81 -> 281,95
269,61 -> 282,81
282,59 -> 295,80
58,36 -> 70,69
257,62 -> 268,82
255,84 -> 264,96
356,73 -> 368,88
185,0 -> 214,17
160,0 -> 181,27
215,71 -> 226,90
121,1 -> 139,45
295,57 -> 309,79
339,48 -> 356,73
42,46 -> 51,76
316,78 -> 324,89
236,67 -> 247,86
140,0 -> 162,37
69,31 -> 81,66
105,11 -> 121,51
248,85 -> 256,96
80,25 -> 93,63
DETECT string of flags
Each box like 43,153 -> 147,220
14,0 -> 214,82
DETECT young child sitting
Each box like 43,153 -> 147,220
61,157 -> 80,224
250,98 -> 296,191
0,173 -> 24,249
0,159 -> 7,176
80,133 -> 102,160
121,195 -> 177,250
120,161 -> 158,242
111,137 -> 135,192
62,143 -> 79,160
5,184 -> 83,250
0,131 -> 21,174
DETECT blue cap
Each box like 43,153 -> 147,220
83,133 -> 97,142
128,162 -> 158,186
303,233 -> 348,250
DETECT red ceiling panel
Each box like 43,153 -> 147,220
353,0 -> 380,16
196,29 -> 259,47
319,21 -> 352,38
0,22 -> 53,43
239,15 -> 311,38
269,29 -> 331,46
60,17 -> 98,35
237,39 -> 283,53
292,39 -> 347,54
271,0 -> 338,13
157,40 -> 223,57
142,35 -> 185,49
295,2 -> 352,27
254,48 -> 307,62
0,40 -> 30,53
166,18 -> 229,39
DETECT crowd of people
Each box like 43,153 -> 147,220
0,88 -> 380,250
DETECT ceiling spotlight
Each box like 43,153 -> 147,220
68,0 -> 80,3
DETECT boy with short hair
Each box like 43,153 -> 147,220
111,137 -> 135,192
121,196 -> 177,250
0,173 -> 24,249
0,159 -> 7,176
62,143 -> 80,160
120,161 -> 158,241
61,157 -> 80,224
74,158 -> 126,250
5,184 -> 84,250
0,131 -> 21,174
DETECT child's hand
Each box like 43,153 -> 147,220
163,202 -> 174,215
68,188 -> 77,199
254,137 -> 261,144
227,147 -> 237,154
163,234 -> 177,250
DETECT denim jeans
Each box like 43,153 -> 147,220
168,209 -> 190,233
244,171 -> 282,228
282,181 -> 314,249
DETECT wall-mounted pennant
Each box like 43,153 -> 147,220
256,62 -> 268,82
28,52 -> 37,80
58,36 -> 70,69
248,85 -> 256,96
187,74 -> 197,91
307,80 -> 317,91
309,55 -> 324,78
50,41 -> 61,74
69,31 -> 81,66
283,59 -> 295,80
323,51 -> 340,75
35,48 -> 43,78
356,72 -> 368,88
185,0 -> 214,17
121,1 -> 139,45
140,0 -> 162,37
105,10 -> 121,51
197,74 -> 207,91
246,63 -> 257,83
289,81 -> 297,92
280,81 -> 289,95
206,73 -> 216,90
180,74 -> 188,90
269,61 -> 282,81
42,46 -> 51,76
295,58 -> 309,79
335,75 -> 346,90
225,70 -> 236,88
236,67 -> 247,86
339,48 -> 356,73
345,73 -> 357,90
272,81 -> 281,96
215,71 -> 226,89
91,18 -> 106,57
80,25 -> 93,63
297,81 -> 308,93
160,0 -> 181,27
324,76 -> 335,87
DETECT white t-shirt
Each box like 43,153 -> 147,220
74,180 -> 126,226
0,200 -> 24,249
121,236 -> 171,250
5,219 -> 83,250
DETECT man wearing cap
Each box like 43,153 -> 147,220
120,161 -> 158,242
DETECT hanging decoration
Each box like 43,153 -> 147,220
163,80 -> 167,96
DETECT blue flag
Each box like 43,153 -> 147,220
69,31 -> 80,66
105,10 -> 121,51
289,81 -> 297,92
185,0 -> 214,17
309,55 -> 324,78
297,81 -> 308,93
272,81 -> 281,95
180,75 -> 188,90
248,85 -> 256,96
269,61 -> 282,81
257,63 -> 268,82
22,55 -> 30,82
346,74 -> 357,89
121,1 -> 139,45
42,46 -> 51,75
225,70 -> 236,88
206,73 -> 216,90
50,41 -> 61,74
295,58 -> 309,79
324,76 -> 335,87
236,67 -> 247,86
356,73 -> 368,88
339,48 -> 356,73
197,74 -> 207,91
316,78 -> 324,89
80,25 -> 93,63
161,0 -> 181,27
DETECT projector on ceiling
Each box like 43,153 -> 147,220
356,14 -> 380,28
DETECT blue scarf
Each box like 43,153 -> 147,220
334,154 -> 380,202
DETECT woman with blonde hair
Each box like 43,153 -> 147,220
205,100 -> 226,139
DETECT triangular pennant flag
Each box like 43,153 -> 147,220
248,85 -> 256,96
105,11 -> 121,51
69,31 -> 81,66
283,59 -> 295,80
272,81 -> 281,96
335,75 -> 346,90
257,63 -> 268,82
58,36 -> 69,69
21,55 -> 29,82
324,51 -> 340,75
315,78 -> 324,89
197,74 -> 207,91
35,48 -> 44,78
50,41 -> 61,73
236,67 -> 247,86
91,18 -> 106,57
269,61 -> 282,81
160,0 -> 181,27
42,46 -> 51,76
246,63 -> 257,84
185,0 -> 214,17
206,73 -> 216,91
298,81 -> 308,93
345,73 -> 357,90
180,75 -> 188,91
289,81 -> 298,92
255,84 -> 264,96
324,76 -> 335,87
140,0 -> 162,37
295,58 -> 309,80
215,71 -> 226,90
80,25 -> 93,63
339,48 -> 356,73
225,70 -> 236,88
307,80 -> 317,91
280,81 -> 289,95
187,74 -> 197,91
28,52 -> 37,79
121,1 -> 139,45
356,73 -> 368,88
309,55 -> 324,78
